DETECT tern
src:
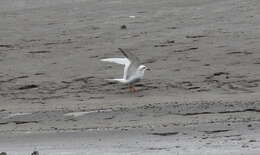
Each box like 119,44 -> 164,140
101,48 -> 151,92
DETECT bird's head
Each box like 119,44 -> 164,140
137,65 -> 151,73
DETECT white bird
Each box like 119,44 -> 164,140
101,48 -> 151,92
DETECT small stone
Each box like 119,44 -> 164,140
129,16 -> 136,19
121,25 -> 127,30
31,151 -> 39,155
167,26 -> 177,29
241,144 -> 249,148
0,152 -> 7,155
248,124 -> 252,127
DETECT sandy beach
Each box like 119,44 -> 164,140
0,0 -> 260,154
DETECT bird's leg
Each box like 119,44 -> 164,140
128,85 -> 133,93
132,86 -> 136,92
128,85 -> 136,93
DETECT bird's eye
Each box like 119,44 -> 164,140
139,65 -> 147,71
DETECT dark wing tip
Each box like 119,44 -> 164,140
118,48 -> 128,58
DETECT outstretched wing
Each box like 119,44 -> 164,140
101,58 -> 129,65
118,48 -> 141,80
101,57 -> 130,79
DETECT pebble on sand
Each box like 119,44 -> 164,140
31,151 -> 39,155
121,25 -> 127,30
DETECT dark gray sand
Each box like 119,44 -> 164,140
1,0 -> 260,154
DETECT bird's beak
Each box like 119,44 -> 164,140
146,67 -> 151,71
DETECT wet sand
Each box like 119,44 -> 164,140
0,0 -> 260,154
